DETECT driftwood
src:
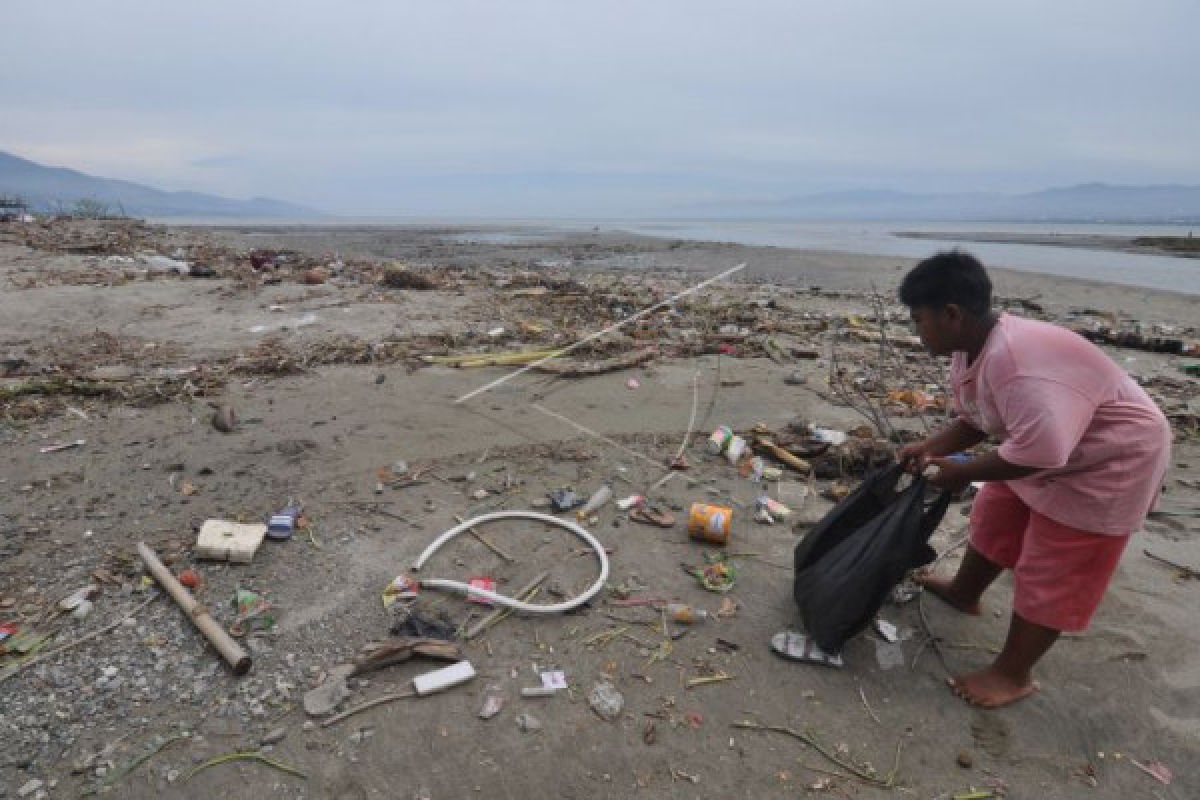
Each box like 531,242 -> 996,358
532,346 -> 657,376
0,379 -> 122,401
751,436 -> 812,474
351,637 -> 463,676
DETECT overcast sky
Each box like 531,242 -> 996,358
3,1 -> 1197,216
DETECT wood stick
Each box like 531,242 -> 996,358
1144,549 -> 1200,579
463,571 -> 548,639
453,514 -> 515,562
137,542 -> 251,675
319,688 -> 417,728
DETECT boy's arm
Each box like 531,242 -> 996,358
926,450 -> 1041,492
899,417 -> 987,466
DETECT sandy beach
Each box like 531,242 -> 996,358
1,218 -> 1197,799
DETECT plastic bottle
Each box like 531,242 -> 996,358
577,484 -> 613,519
665,603 -> 709,624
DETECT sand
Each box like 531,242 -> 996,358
0,220 -> 1197,799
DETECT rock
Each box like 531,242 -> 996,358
515,712 -> 542,733
302,268 -> 329,285
17,780 -> 42,798
303,676 -> 349,717
956,750 -> 974,769
587,682 -> 624,721
478,691 -> 505,720
784,370 -> 807,385
211,405 -> 238,433
260,727 -> 287,746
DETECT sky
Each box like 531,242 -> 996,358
3,1 -> 1198,216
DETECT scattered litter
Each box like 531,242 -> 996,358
725,435 -> 748,465
770,631 -> 844,668
550,489 -> 581,512
616,494 -> 645,511
690,553 -> 737,593
414,660 -> 476,695
716,597 -> 739,618
755,496 -> 792,523
874,618 -> 900,643
665,603 -> 708,624
588,681 -> 624,720
39,438 -> 85,454
521,686 -> 558,697
578,484 -> 613,518
468,577 -> 497,605
58,585 -> 97,612
630,504 -> 675,528
381,575 -> 420,609
540,670 -> 568,690
811,428 -> 848,446
195,519 -> 268,563
707,426 -> 734,455
688,503 -> 732,544
232,589 -> 276,636
267,504 -> 302,541
626,377 -> 640,389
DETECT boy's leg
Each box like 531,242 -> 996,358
948,612 -> 1057,707
918,544 -> 1001,614
950,510 -> 1130,708
918,482 -> 1028,614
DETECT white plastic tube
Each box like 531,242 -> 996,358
411,511 -> 609,614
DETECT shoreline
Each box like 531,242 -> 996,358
897,229 -> 1200,260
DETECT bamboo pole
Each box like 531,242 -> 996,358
137,542 -> 251,675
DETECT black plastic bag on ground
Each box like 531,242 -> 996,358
793,462 -> 951,654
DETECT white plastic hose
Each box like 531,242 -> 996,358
411,510 -> 609,614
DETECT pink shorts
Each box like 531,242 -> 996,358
970,482 -> 1130,632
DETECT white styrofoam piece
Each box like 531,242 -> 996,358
413,661 -> 476,696
195,519 -> 268,563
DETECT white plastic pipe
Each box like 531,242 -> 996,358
411,511 -> 609,614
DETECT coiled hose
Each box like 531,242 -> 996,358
411,510 -> 609,613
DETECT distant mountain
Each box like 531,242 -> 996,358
0,150 -> 321,219
686,183 -> 1200,223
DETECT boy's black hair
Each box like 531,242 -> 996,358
898,250 -> 993,316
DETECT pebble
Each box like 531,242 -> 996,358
17,780 -> 42,798
261,726 -> 287,746
587,682 -> 624,721
515,713 -> 542,733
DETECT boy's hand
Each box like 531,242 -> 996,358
897,440 -> 935,474
924,457 -> 971,493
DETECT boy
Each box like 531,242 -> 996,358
897,251 -> 1170,708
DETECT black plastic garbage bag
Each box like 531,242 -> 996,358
793,461 -> 952,654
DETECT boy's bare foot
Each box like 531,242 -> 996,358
947,667 -> 1039,708
915,573 -> 982,615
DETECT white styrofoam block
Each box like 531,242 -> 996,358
413,661 -> 476,696
195,519 -> 268,563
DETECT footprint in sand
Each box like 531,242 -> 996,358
970,711 -> 1013,758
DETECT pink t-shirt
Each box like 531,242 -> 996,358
950,313 -> 1170,535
